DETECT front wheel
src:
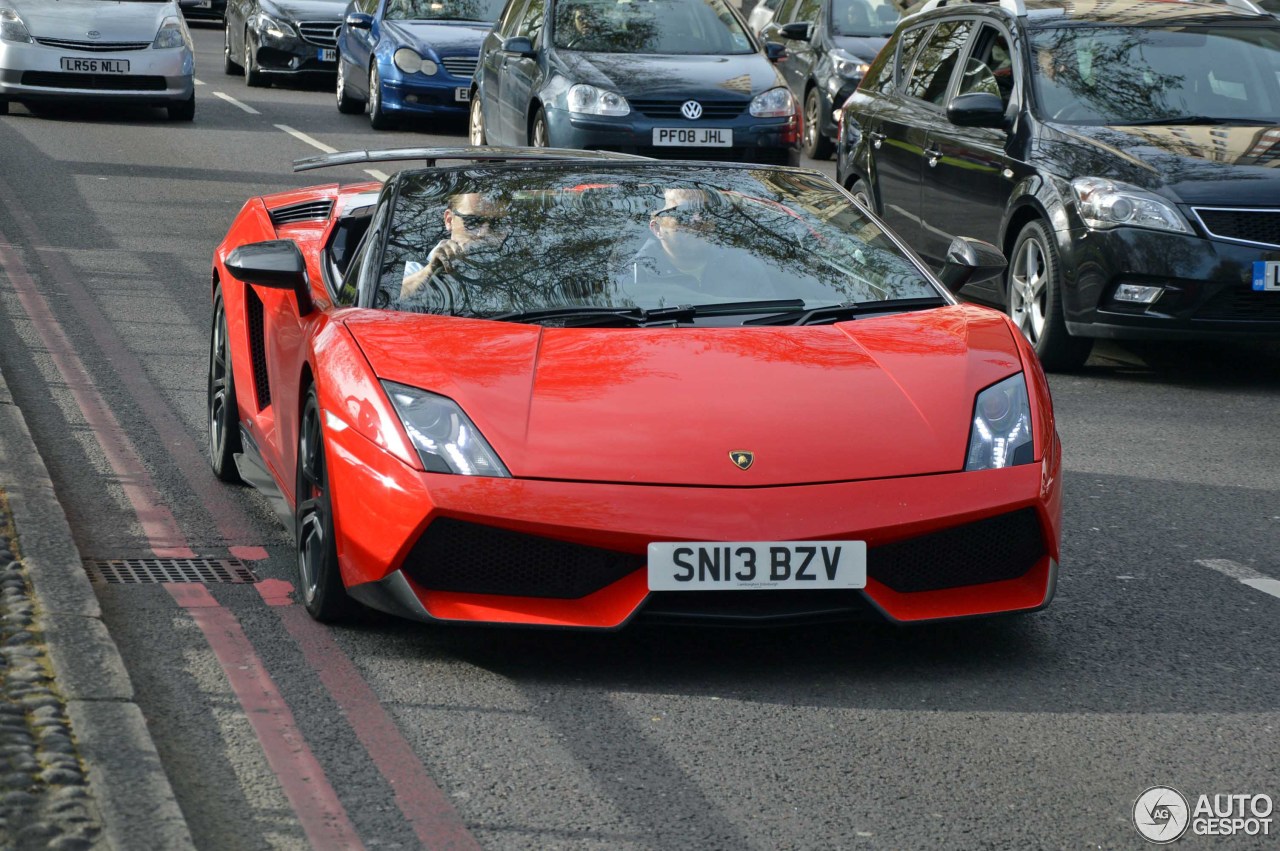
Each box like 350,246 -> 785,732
336,57 -> 363,114
223,26 -> 241,74
244,32 -> 265,87
1007,220 -> 1093,371
469,95 -> 486,146
368,64 -> 393,130
803,88 -> 833,160
296,387 -> 356,621
207,288 -> 243,483
529,107 -> 550,147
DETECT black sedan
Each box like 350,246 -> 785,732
470,0 -> 801,164
224,0 -> 347,86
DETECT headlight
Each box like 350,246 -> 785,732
749,87 -> 795,118
260,13 -> 296,40
394,48 -> 437,75
382,382 -> 509,477
830,49 -> 869,79
964,374 -> 1034,471
152,16 -> 188,50
1070,177 -> 1189,234
567,84 -> 629,116
0,9 -> 33,43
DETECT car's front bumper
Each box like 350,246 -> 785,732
1059,224 -> 1280,340
252,23 -> 339,76
179,0 -> 227,20
379,70 -> 473,117
328,417 -> 1063,629
0,39 -> 193,105
545,105 -> 800,164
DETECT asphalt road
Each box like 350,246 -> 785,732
0,22 -> 1278,850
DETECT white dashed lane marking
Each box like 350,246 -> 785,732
212,92 -> 260,115
276,124 -> 336,154
365,169 -> 389,181
1198,559 -> 1280,602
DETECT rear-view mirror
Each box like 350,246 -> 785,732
765,43 -> 787,63
345,12 -> 373,29
225,240 -> 314,315
947,92 -> 1007,129
779,21 -> 813,41
501,37 -> 536,57
937,236 -> 1007,292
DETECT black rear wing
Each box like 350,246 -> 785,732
293,146 -> 650,173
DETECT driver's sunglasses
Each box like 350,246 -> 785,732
654,206 -> 713,230
453,211 -> 505,231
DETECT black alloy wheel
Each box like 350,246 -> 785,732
803,87 -> 833,160
244,31 -> 265,87
207,288 -> 243,483
1007,220 -> 1093,371
223,26 -> 241,74
336,56 -> 363,114
296,387 -> 356,621
368,64 -> 393,129
848,178 -> 875,215
530,106 -> 550,147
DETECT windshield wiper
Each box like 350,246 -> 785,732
1118,116 -> 1276,127
487,300 -> 807,327
743,297 -> 945,326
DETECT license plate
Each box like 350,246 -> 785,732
1252,260 -> 1280,291
647,541 -> 866,591
60,57 -> 128,73
318,48 -> 337,62
652,127 -> 732,147
455,87 -> 469,102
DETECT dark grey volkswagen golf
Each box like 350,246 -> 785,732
836,0 -> 1280,369
470,0 -> 802,164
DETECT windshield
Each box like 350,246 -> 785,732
1029,25 -> 1280,124
383,0 -> 506,21
372,166 -> 938,319
551,0 -> 755,54
830,0 -> 899,38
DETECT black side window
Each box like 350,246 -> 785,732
775,0 -> 802,25
906,19 -> 974,105
864,32 -> 897,94
517,0 -> 546,41
896,23 -> 931,86
794,0 -> 821,24
339,205 -> 389,308
497,0 -> 529,38
957,23 -> 1015,108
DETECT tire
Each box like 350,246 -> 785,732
367,64 -> 393,130
296,386 -> 356,621
1007,220 -> 1093,371
207,288 -> 244,484
802,87 -> 833,160
244,31 -> 265,88
848,178 -> 875,215
529,106 -> 550,147
469,94 -> 486,146
168,93 -> 195,122
223,26 -> 241,74
336,56 -> 363,114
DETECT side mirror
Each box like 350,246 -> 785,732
779,21 -> 813,41
344,12 -> 373,29
937,236 -> 1007,292
501,36 -> 536,57
225,240 -> 314,315
946,92 -> 1007,129
764,42 -> 787,63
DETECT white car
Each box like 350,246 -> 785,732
0,0 -> 195,120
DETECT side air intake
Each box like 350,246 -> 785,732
269,200 -> 334,227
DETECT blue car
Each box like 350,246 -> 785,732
470,0 -> 801,165
336,0 -> 506,128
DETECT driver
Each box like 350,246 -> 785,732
400,192 -> 509,300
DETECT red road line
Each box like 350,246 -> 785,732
0,232 -> 194,558
256,580 -> 481,851
166,583 -> 365,850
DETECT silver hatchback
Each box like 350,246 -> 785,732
0,0 -> 196,120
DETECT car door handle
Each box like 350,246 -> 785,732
868,130 -> 885,149
925,147 -> 942,167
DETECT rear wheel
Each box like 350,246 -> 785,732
848,178 -> 875,214
296,386 -> 356,621
207,288 -> 243,483
223,26 -> 241,74
168,93 -> 195,122
1008,220 -> 1093,371
803,88 -> 833,160
529,106 -> 549,147
244,32 -> 265,87
336,57 -> 363,114
469,95 -> 486,145
368,64 -> 393,129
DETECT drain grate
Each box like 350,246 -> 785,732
84,558 -> 259,584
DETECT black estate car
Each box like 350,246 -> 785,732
836,0 -> 1280,369
761,0 -> 899,158
224,0 -> 348,86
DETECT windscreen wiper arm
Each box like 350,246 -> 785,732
488,300 -> 807,327
1119,116 -> 1276,127
744,297 -> 945,326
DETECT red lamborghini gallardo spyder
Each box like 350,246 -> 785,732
208,147 -> 1062,627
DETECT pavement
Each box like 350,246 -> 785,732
0,364 -> 194,849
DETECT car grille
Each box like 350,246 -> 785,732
297,21 -> 341,49
269,199 -> 333,226
20,72 -> 167,91
440,56 -> 477,78
867,508 -> 1045,593
630,99 -> 747,119
1192,207 -> 1280,248
35,38 -> 153,52
1196,288 -> 1280,321
405,518 -> 644,599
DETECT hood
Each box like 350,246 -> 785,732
13,0 -> 178,40
383,20 -> 490,53
558,52 -> 784,99
1039,122 -> 1280,206
261,0 -> 346,21
832,35 -> 887,62
345,305 -> 1023,486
